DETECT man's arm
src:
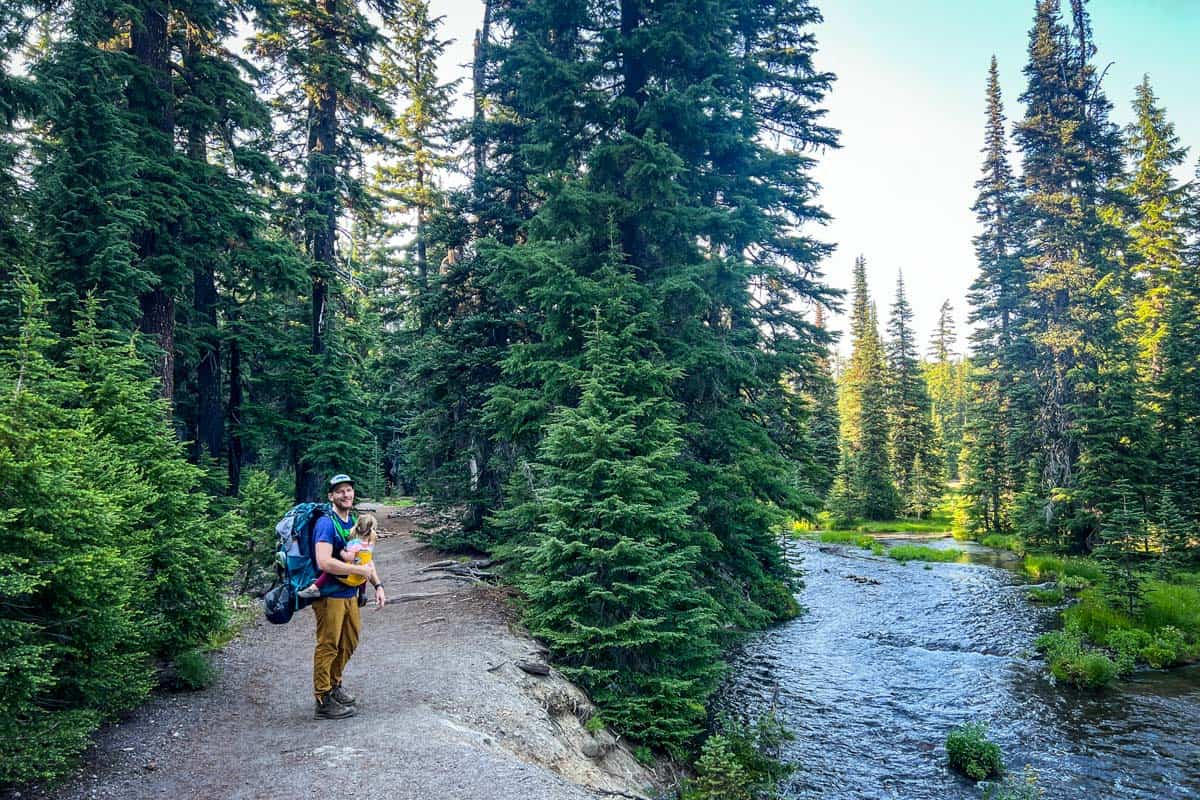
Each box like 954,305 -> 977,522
315,541 -> 370,577
368,562 -> 387,608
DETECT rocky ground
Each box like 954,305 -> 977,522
29,506 -> 665,800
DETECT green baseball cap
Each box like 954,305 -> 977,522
328,473 -> 355,489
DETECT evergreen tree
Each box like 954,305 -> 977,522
253,0 -> 391,499
1093,480 -> 1147,617
837,258 -> 897,520
1152,490 -> 1194,576
1156,164 -> 1200,523
802,305 -> 840,500
885,272 -> 944,516
31,13 -> 147,339
0,285 -> 235,784
963,55 -> 1027,535
931,299 -> 956,361
1121,75 -> 1189,387
495,293 -> 721,753
1013,0 -> 1148,550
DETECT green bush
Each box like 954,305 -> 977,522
1027,585 -> 1064,604
0,294 -> 238,787
683,735 -> 752,800
1035,628 -> 1118,689
888,545 -> 964,564
682,713 -> 794,800
171,649 -> 216,691
1105,629 -> 1151,675
230,470 -> 292,596
1060,575 -> 1090,592
945,721 -> 1003,781
1141,626 -> 1187,669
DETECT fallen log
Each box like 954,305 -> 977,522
384,592 -> 454,604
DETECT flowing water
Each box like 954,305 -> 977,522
720,537 -> 1200,799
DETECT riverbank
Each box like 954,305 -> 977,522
24,506 -> 663,800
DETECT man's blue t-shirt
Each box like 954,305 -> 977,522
313,512 -> 359,598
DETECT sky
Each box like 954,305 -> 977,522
429,0 -> 1200,355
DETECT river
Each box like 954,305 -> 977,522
720,537 -> 1200,799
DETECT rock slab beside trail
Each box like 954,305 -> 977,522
38,507 -> 660,800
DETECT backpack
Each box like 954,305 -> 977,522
263,502 -> 333,624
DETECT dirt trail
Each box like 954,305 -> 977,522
36,506 -> 661,800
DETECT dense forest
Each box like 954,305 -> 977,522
2,0 -> 1198,792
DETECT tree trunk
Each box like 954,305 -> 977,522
130,0 -> 177,400
186,33 -> 223,464
227,331 -> 243,495
471,0 -> 493,181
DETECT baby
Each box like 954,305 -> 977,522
298,513 -> 378,599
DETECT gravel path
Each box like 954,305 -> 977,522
31,507 -> 660,800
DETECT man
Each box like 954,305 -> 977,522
311,473 -> 387,720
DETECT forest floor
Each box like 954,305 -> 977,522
28,505 -> 663,800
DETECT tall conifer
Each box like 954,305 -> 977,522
1013,0 -> 1148,549
964,56 -> 1026,534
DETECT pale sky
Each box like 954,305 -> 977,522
428,0 -> 1200,356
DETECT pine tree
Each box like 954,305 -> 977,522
802,305 -> 840,500
1093,480 -> 1147,617
1157,164 -> 1200,523
495,292 -> 721,754
885,272 -> 944,516
1014,0 -> 1149,549
0,9 -> 34,343
253,0 -> 391,499
1122,75 -> 1189,387
31,14 -> 147,339
963,55 -> 1027,536
839,258 -> 897,520
1152,490 -> 1194,577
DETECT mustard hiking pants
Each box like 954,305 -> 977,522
312,596 -> 361,699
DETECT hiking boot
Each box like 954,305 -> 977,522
330,683 -> 357,706
314,692 -> 356,720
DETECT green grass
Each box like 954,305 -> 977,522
1140,579 -> 1200,639
981,534 -> 1024,554
1027,585 -> 1065,604
1023,555 -> 1102,583
888,544 -> 965,564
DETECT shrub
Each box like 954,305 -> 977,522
1027,585 -> 1064,604
1141,626 -> 1187,669
682,712 -> 794,800
1060,575 -> 1090,593
1105,629 -> 1151,675
1035,628 -> 1118,689
171,649 -> 216,691
683,735 -> 752,800
945,721 -> 1003,781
